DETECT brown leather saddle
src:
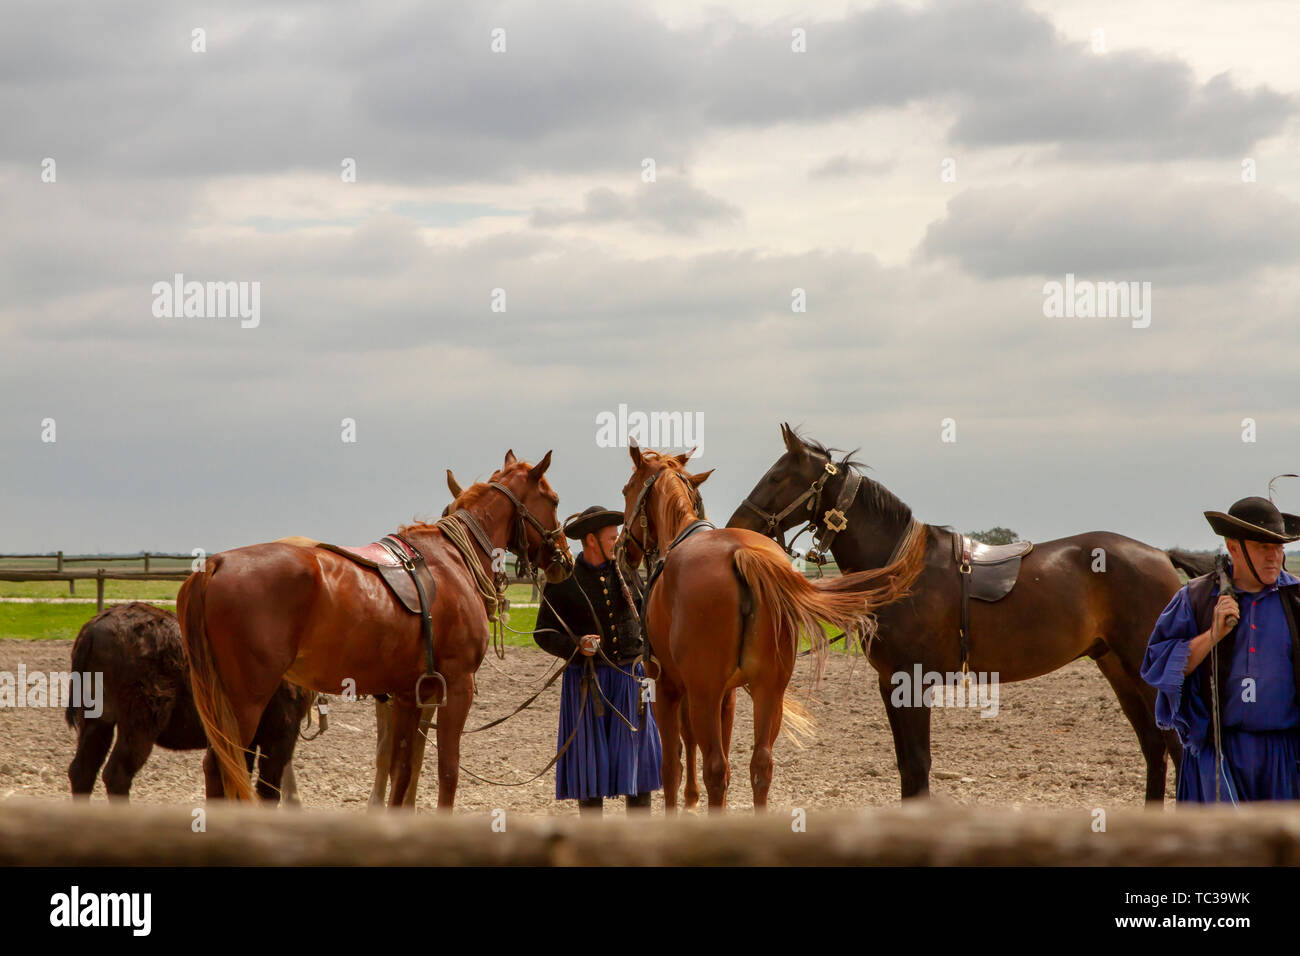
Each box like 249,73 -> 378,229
318,534 -> 446,707
952,533 -> 1033,674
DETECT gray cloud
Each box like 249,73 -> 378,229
1,0 -> 1290,186
920,178 -> 1300,281
530,181 -> 739,234
807,153 -> 897,179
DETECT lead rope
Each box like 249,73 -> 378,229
435,514 -> 509,658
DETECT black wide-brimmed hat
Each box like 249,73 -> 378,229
1204,496 -> 1300,544
564,506 -> 623,540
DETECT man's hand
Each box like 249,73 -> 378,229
1211,594 -> 1240,643
579,634 -> 600,657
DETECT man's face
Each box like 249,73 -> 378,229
1230,538 -> 1286,586
586,524 -> 619,560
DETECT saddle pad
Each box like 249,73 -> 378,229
317,539 -> 425,615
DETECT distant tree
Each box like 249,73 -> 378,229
968,527 -> 1019,546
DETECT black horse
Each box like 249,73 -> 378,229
727,424 -> 1189,802
66,602 -> 316,802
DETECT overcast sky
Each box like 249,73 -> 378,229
2,0 -> 1298,554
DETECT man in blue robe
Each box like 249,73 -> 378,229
1142,496 -> 1300,803
533,506 -> 662,815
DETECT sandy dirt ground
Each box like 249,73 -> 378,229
0,638 -> 1172,814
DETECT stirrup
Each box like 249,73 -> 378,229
414,672 -> 447,709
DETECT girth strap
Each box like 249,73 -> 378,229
953,532 -> 972,677
379,534 -> 446,707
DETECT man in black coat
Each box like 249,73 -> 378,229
534,506 -> 662,814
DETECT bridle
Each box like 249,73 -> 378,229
740,460 -> 858,567
450,479 -> 573,582
616,468 -> 707,571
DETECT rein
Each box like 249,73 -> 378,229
740,461 -> 847,568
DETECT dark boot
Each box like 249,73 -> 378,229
578,797 -> 603,816
625,791 -> 652,812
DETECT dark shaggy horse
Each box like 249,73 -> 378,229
65,602 -> 315,802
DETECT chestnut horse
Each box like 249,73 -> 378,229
728,424 -> 1185,802
619,445 -> 926,811
180,450 -> 573,806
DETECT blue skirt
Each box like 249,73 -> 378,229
1178,728 -> 1300,803
556,660 -> 662,800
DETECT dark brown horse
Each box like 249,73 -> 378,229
620,445 -> 926,811
728,424 -> 1185,802
180,450 -> 573,806
66,602 -> 314,802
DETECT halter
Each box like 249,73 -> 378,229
740,461 -> 852,566
619,470 -> 705,560
449,479 -> 573,582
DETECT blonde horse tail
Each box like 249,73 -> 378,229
731,529 -> 926,683
179,564 -> 254,801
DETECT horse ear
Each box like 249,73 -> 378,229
781,423 -> 800,454
528,450 -> 553,482
628,443 -> 645,468
503,449 -> 517,468
688,469 -> 714,487
446,469 -> 463,499
673,448 -> 696,466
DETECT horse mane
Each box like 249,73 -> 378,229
793,430 -> 915,530
398,462 -> 558,535
639,451 -> 703,531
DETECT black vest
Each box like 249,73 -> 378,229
534,558 -> 644,665
1185,573 -> 1300,712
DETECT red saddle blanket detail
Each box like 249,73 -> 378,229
333,539 -> 415,567
317,537 -> 425,614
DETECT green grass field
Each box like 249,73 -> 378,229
0,600 -> 542,645
5,553 -> 1295,645
0,586 -> 541,645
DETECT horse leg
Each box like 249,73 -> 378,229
653,678 -> 684,813
721,687 -> 738,791
1095,652 -> 1169,803
255,737 -> 298,805
68,721 -> 114,798
279,760 -> 301,807
434,675 -> 474,811
203,748 -> 223,799
385,698 -> 420,809
689,686 -> 729,812
878,673 -> 932,799
748,683 -> 783,811
370,698 -> 392,808
1166,729 -> 1183,794
681,697 -> 699,809
404,709 -> 432,808
102,722 -> 155,802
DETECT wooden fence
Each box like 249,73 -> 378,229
2,799 -> 1299,866
0,552 -> 541,612
0,553 -> 196,611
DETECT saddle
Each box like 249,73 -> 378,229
319,537 -> 433,615
317,534 -> 445,707
952,533 -> 1034,675
954,534 -> 1034,602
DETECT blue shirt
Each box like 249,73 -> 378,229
1141,564 -> 1299,753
